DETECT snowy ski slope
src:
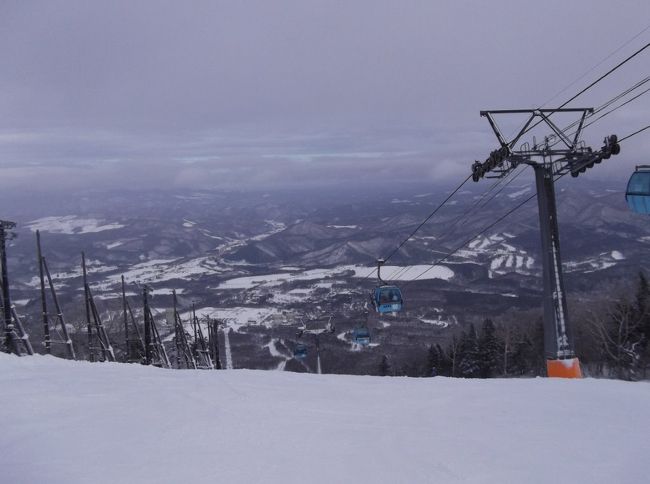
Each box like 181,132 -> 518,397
1,353 -> 648,484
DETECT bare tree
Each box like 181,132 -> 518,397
586,297 -> 645,380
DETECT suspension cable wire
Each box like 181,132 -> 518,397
582,87 -> 650,130
554,42 -> 649,111
399,122 -> 650,288
516,42 -> 650,141
358,172 -> 474,284
619,124 -> 650,143
454,163 -> 527,223
385,165 -> 529,282
383,176 -> 507,282
358,163 -> 635,331
538,24 -> 650,109
546,82 -> 650,149
504,28 -> 650,143
361,42 -> 649,286
403,193 -> 540,286
386,172 -> 512,281
400,171 -> 570,288
382,123 -> 649,290
474,166 -> 530,212
560,75 -> 650,134
549,76 -> 650,148
384,149 -> 532,283
593,76 -> 650,111
382,173 -> 473,264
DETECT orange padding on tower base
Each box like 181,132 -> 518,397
547,358 -> 582,378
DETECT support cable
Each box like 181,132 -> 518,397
538,25 -> 650,109
358,173 -> 473,283
546,77 -> 650,148
518,42 -> 650,140
360,41 -> 649,288
400,123 -> 646,288
564,76 -> 650,132
374,73 -> 645,284
401,173 -> 568,287
385,164 -> 530,282
505,29 -> 650,142
619,124 -> 650,142
582,87 -> 650,130
382,173 -> 472,264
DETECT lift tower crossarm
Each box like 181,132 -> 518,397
473,108 -> 600,183
482,108 -> 594,154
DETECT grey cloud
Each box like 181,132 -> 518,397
0,0 -> 648,190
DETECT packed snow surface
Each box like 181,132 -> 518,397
1,354 -> 648,484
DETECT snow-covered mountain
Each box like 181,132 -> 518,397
2,178 -> 648,369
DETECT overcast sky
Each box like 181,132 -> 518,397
0,0 -> 648,191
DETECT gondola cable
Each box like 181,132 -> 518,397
582,87 -> 650,130
538,24 -> 650,109
355,41 -> 650,314
545,78 -> 650,149
619,124 -> 649,142
357,172 -> 473,284
402,123 -> 649,286
502,32 -> 650,148
515,42 -> 650,142
373,45 -> 649,284
402,172 -> 568,286
385,164 -> 530,283
558,76 -> 650,134
382,173 -> 473,264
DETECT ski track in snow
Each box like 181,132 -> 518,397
223,328 -> 233,370
420,317 -> 453,328
264,338 -> 291,371
2,353 -> 649,484
463,233 -> 535,278
565,251 -> 626,273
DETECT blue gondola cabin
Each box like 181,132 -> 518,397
293,344 -> 307,359
373,285 -> 403,313
353,327 -> 371,346
626,166 -> 650,214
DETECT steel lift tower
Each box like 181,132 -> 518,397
471,108 -> 621,377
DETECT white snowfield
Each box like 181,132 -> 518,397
1,354 -> 649,484
25,215 -> 125,234
217,264 -> 454,290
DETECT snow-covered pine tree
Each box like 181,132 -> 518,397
379,354 -> 390,376
426,344 -> 440,377
457,325 -> 480,378
478,319 -> 502,378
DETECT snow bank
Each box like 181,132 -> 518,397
1,354 -> 648,484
